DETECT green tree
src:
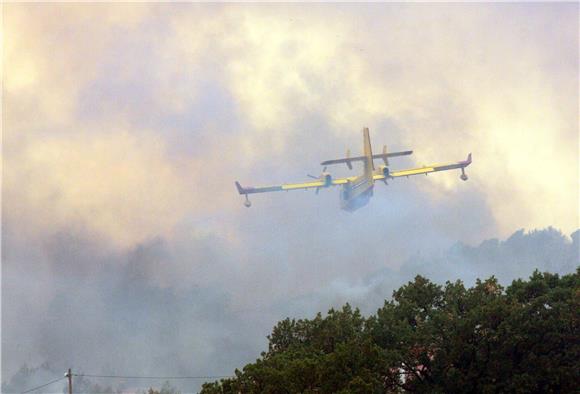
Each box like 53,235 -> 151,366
201,269 -> 579,393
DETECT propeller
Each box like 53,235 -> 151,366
307,167 -> 328,194
307,167 -> 327,179
382,146 -> 389,185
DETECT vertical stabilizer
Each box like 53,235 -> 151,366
363,127 -> 374,178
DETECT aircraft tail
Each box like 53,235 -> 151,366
363,127 -> 374,179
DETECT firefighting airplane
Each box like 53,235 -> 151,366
235,127 -> 472,211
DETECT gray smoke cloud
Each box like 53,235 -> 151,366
2,230 -> 260,393
283,227 -> 580,318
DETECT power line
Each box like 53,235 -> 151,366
20,371 -> 231,393
21,376 -> 66,394
72,373 -> 232,380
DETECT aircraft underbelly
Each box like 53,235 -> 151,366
341,184 -> 373,212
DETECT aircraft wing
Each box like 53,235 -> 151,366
281,181 -> 330,191
235,177 -> 355,195
374,153 -> 472,181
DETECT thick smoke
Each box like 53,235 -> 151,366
2,232 -> 260,393
3,228 -> 578,393
266,228 -> 579,318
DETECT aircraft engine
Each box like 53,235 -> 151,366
323,173 -> 332,187
379,165 -> 390,178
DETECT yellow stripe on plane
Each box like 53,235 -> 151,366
390,167 -> 435,177
332,177 -> 356,185
281,181 -> 325,190
280,176 -> 358,190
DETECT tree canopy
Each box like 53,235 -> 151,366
201,269 -> 579,393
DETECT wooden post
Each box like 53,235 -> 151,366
66,368 -> 72,394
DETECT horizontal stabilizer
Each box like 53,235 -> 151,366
321,150 -> 413,166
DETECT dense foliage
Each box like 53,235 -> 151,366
201,269 -> 579,393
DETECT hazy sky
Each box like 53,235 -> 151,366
3,3 -> 578,393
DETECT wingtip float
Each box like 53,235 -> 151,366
236,127 -> 472,211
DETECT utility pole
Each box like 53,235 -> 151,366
65,368 -> 72,394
